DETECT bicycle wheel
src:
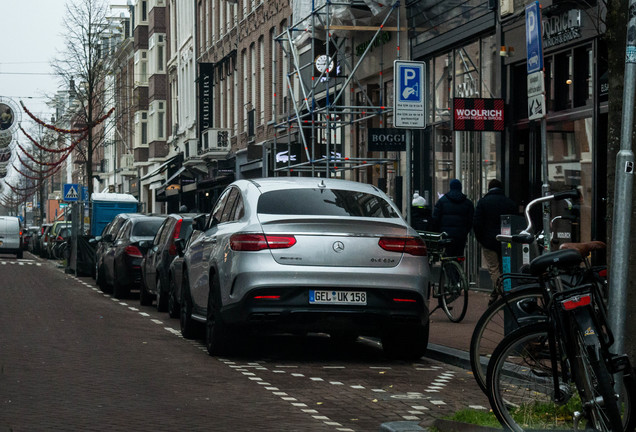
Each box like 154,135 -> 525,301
486,322 -> 636,431
438,259 -> 468,323
570,315 -> 636,431
487,322 -> 574,431
469,285 -> 547,393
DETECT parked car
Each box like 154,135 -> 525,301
168,230 -> 204,319
50,227 -> 71,260
96,215 -> 166,298
0,216 -> 23,259
139,213 -> 205,313
180,178 -> 430,359
38,224 -> 53,258
93,213 -> 141,282
22,226 -> 39,251
29,225 -> 47,255
45,221 -> 71,259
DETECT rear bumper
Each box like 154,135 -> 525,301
221,286 -> 429,336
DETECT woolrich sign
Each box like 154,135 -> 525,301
453,98 -> 505,131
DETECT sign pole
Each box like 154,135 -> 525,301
608,0 -> 636,359
525,1 -> 550,250
393,60 -> 426,225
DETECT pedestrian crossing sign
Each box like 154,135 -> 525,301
63,183 -> 80,202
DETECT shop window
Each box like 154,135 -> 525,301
573,46 -> 593,107
554,52 -> 573,110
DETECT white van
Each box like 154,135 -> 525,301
0,216 -> 23,259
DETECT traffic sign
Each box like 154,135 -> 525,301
528,94 -> 546,120
393,60 -> 426,129
527,71 -> 545,97
525,1 -> 544,74
63,183 -> 80,202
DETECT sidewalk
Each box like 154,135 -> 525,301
425,289 -> 492,370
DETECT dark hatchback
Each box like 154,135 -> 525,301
139,213 -> 204,314
93,213 -> 141,281
96,215 -> 166,299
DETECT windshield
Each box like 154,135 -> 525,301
257,188 -> 399,218
132,219 -> 165,237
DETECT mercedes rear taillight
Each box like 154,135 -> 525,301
378,236 -> 427,256
230,234 -> 296,251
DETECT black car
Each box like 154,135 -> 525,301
139,213 -> 204,313
95,214 -> 166,298
93,213 -> 141,281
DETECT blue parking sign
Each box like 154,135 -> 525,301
398,64 -> 422,102
394,60 -> 426,128
526,1 -> 544,74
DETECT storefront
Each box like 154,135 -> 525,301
408,0 -> 499,286
503,2 -> 606,251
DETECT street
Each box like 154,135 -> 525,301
0,253 -> 489,432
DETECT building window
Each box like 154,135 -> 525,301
135,111 -> 149,148
250,43 -> 256,122
243,49 -> 248,132
134,50 -> 148,86
259,36 -> 265,124
149,34 -> 165,75
270,27 -> 276,122
151,100 -> 165,140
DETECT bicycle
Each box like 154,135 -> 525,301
485,211 -> 635,430
418,231 -> 468,323
469,189 -> 588,393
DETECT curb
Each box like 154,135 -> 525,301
424,343 -> 472,371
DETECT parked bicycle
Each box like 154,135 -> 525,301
418,231 -> 468,323
484,197 -> 635,431
469,190 -> 587,392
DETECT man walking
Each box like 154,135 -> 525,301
473,179 -> 517,300
431,179 -> 474,258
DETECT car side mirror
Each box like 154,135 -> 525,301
89,237 -> 99,244
175,237 -> 186,257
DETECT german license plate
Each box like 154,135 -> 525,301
309,290 -> 367,305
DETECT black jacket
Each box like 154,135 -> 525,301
431,190 -> 474,255
473,188 -> 517,251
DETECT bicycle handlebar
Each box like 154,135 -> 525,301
497,189 -> 579,244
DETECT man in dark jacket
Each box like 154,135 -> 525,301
431,179 -> 474,257
473,179 -> 517,294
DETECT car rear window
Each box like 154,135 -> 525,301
132,219 -> 165,237
257,188 -> 399,218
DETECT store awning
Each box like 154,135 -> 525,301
140,155 -> 179,181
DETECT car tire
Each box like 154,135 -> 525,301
180,271 -> 198,339
205,284 -> 233,356
168,275 -> 180,319
112,269 -> 130,299
97,264 -> 110,293
381,323 -> 429,361
156,275 -> 168,312
139,278 -> 153,306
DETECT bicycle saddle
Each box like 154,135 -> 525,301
528,249 -> 583,276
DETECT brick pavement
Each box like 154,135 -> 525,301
0,255 -> 491,431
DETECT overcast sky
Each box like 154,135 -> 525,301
0,1 -> 68,121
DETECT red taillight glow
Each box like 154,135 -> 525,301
393,298 -> 417,303
254,295 -> 281,300
168,219 -> 183,256
56,235 -> 64,241
124,245 -> 143,257
378,237 -> 427,256
598,269 -> 607,278
230,234 -> 296,251
562,294 -> 592,311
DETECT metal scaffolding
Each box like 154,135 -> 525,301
272,1 -> 402,176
